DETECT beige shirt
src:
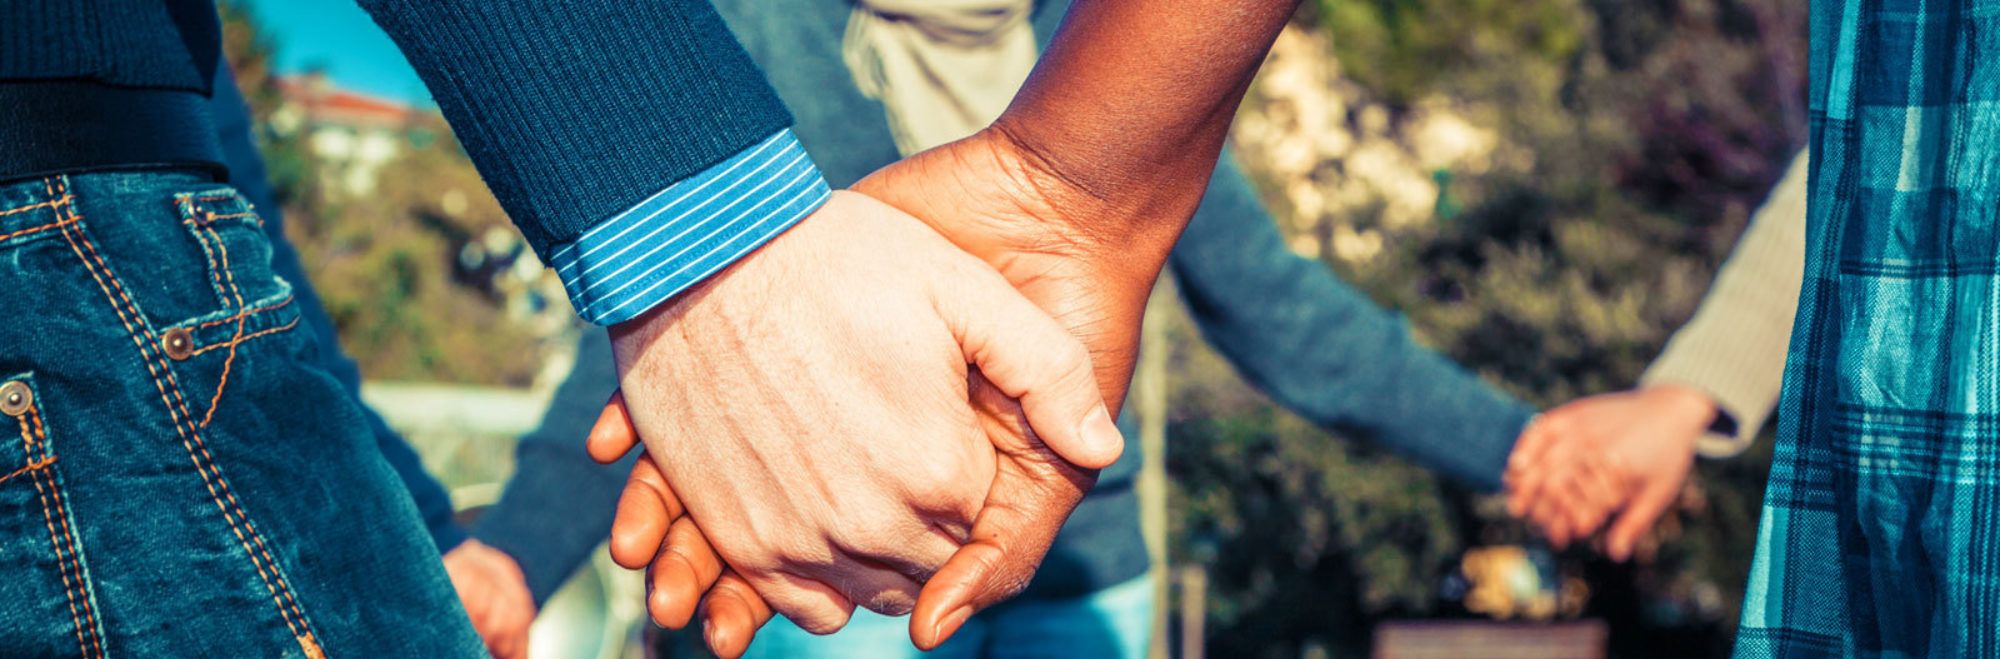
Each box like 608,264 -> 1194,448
1639,151 -> 1808,457
841,0 -> 1038,155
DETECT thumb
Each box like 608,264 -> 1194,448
909,378 -> 1096,649
937,270 -> 1124,469
1605,475 -> 1679,561
585,390 -> 639,464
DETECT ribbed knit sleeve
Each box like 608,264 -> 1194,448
355,0 -> 794,258
1640,151 -> 1809,458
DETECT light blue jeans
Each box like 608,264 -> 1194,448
735,575 -> 1154,659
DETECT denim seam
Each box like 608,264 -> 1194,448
196,223 -> 251,429
0,218 -> 66,243
186,316 -> 301,359
189,295 -> 294,330
48,177 -> 323,657
29,406 -> 102,658
0,198 -> 63,218
181,208 -> 233,312
200,211 -> 260,223
0,454 -> 54,485
18,407 -> 101,658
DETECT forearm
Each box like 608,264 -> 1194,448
1173,158 -> 1532,489
996,0 -> 1300,250
1639,150 -> 1808,457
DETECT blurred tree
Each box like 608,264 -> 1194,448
219,2 -> 559,387
1172,1 -> 1802,657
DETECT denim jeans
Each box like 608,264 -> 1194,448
0,170 -> 482,656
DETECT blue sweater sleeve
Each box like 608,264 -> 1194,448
355,1 -> 816,289
1171,154 -> 1534,491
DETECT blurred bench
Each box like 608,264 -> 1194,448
1373,620 -> 1607,659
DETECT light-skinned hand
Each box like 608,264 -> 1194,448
592,128 -> 1182,654
442,539 -> 536,659
607,190 -> 1121,635
1503,384 -> 1711,560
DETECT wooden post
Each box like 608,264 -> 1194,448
1134,274 -> 1176,659
1177,566 -> 1206,659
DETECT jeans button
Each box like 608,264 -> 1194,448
0,381 -> 30,417
162,327 -> 195,361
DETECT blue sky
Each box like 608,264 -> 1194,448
239,0 -> 432,105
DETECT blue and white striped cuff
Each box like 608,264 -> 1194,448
550,129 -> 832,325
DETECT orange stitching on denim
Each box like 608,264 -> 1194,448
180,212 -> 263,228
193,295 -> 295,330
199,224 -> 250,428
188,316 -> 300,358
0,454 -> 54,485
29,408 -> 103,658
19,413 -> 91,659
60,197 -> 320,650
55,203 -> 312,641
184,214 -> 231,308
0,218 -> 66,242
52,180 -> 316,649
0,197 -> 62,218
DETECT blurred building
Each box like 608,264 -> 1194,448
269,72 -> 431,197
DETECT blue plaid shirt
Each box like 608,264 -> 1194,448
1736,1 -> 2000,656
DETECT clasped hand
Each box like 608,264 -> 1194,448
598,127 -> 1168,657
606,172 -> 1144,652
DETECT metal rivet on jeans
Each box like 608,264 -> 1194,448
162,327 -> 196,361
0,381 -> 31,417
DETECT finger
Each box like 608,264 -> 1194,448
610,456 -> 684,570
1506,414 -> 1553,478
808,550 -> 936,617
938,270 -> 1123,469
1527,478 -> 1573,548
1517,415 -> 1590,522
740,570 -> 855,637
909,441 -> 1093,650
585,390 -> 639,464
1606,477 -> 1680,561
703,569 -> 776,659
1564,457 -> 1623,539
646,516 -> 726,629
495,625 -> 528,659
1556,467 -> 1605,541
1505,417 -> 1554,515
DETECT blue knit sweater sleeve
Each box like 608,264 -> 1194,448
355,0 -> 802,263
1173,156 -> 1534,491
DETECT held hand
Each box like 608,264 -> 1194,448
1503,384 -> 1710,561
853,129 -> 1179,646
587,395 -> 770,659
607,191 -> 1119,635
596,136 -> 1173,650
442,540 -> 536,659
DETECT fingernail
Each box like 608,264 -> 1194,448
929,604 -> 977,648
704,617 -> 723,653
1079,405 -> 1123,460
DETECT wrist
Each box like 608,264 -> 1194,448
1644,383 -> 1720,430
970,125 -> 1182,275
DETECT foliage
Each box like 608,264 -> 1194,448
1172,1 -> 1803,657
219,2 -> 554,387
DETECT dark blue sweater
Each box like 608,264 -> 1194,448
2,0 -> 794,260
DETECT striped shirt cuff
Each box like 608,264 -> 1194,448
549,129 -> 832,325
